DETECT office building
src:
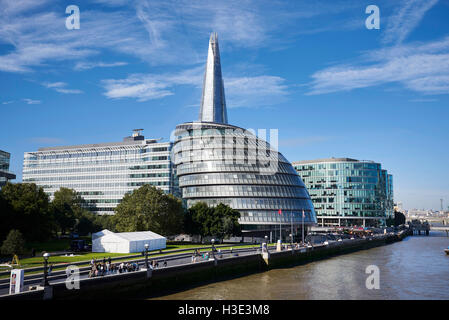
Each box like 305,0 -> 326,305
0,150 -> 16,188
293,158 -> 394,227
23,130 -> 175,215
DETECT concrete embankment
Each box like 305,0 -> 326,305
0,231 -> 409,300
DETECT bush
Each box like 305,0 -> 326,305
1,229 -> 26,255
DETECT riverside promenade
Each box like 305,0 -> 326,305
0,231 -> 409,300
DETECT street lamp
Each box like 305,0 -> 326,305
211,239 -> 216,259
41,252 -> 50,287
289,233 -> 293,246
144,243 -> 149,269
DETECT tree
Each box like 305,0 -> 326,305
185,202 -> 214,241
0,183 -> 52,241
113,185 -> 184,236
51,187 -> 79,235
1,229 -> 25,255
49,187 -> 105,236
0,191 -> 13,242
186,202 -> 240,241
394,211 -> 406,226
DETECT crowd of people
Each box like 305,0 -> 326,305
88,257 -> 140,278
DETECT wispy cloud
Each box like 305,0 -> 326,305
42,82 -> 83,94
101,66 -> 289,107
74,61 -> 128,71
22,98 -> 41,104
0,0 -> 362,74
2,101 -> 14,105
308,36 -> 449,95
382,0 -> 439,45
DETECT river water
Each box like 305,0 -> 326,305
152,232 -> 449,300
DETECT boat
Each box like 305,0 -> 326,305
445,248 -> 449,255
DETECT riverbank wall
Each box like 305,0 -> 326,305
0,232 -> 408,300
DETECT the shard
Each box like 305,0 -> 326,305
198,32 -> 228,124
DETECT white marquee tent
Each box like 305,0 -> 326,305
92,229 -> 166,253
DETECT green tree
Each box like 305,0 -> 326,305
0,183 -> 52,241
51,187 -> 104,236
1,229 -> 26,255
185,202 -> 214,241
0,191 -> 13,242
113,185 -> 184,236
186,202 -> 240,241
51,187 -> 79,235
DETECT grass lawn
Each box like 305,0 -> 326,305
1,243 -> 265,271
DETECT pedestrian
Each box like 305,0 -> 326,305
48,264 -> 53,276
163,260 -> 167,268
108,256 -> 111,265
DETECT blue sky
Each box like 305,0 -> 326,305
1,0 -> 449,210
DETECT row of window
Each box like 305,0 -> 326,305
187,197 -> 314,211
179,172 -> 303,187
23,164 -> 170,176
183,184 -> 309,199
176,161 -> 296,176
23,157 -> 170,168
25,146 -> 170,161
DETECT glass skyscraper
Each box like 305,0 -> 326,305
0,150 -> 16,189
23,130 -> 175,215
173,33 -> 316,237
293,158 -> 394,227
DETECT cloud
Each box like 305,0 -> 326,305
0,0 -> 362,74
382,0 -> 439,45
22,98 -> 41,104
74,61 -> 128,71
2,101 -> 14,105
102,66 -> 289,107
308,36 -> 449,95
42,82 -> 83,94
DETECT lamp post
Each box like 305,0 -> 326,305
289,233 -> 292,247
144,243 -> 149,269
41,252 -> 50,287
211,239 -> 215,259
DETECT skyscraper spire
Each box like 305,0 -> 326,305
199,32 -> 228,124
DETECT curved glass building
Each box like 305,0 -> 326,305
293,158 -> 394,227
173,33 -> 316,237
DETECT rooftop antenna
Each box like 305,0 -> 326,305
441,198 -> 444,211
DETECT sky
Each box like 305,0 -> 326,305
1,0 -> 448,210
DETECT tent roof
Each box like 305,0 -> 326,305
92,229 -> 166,241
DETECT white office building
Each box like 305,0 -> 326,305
23,130 -> 177,215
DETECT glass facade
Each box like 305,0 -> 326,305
293,158 -> 394,227
22,132 -> 176,215
173,123 -> 317,232
0,150 -> 16,188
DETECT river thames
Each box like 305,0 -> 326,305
152,232 -> 449,300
